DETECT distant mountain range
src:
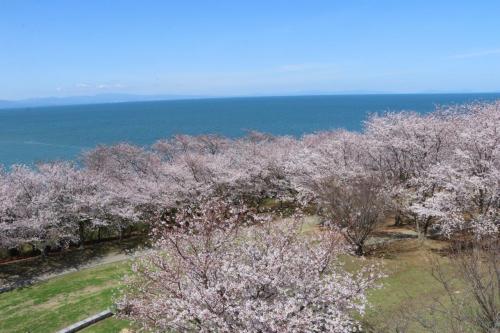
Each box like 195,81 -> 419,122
0,94 -> 207,109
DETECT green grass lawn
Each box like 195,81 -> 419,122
0,233 -> 458,333
361,239 -> 453,332
80,317 -> 131,333
0,261 -> 132,333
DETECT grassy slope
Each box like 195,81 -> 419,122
362,239 -> 452,332
0,261 -> 131,333
0,229 -> 454,333
81,317 -> 130,333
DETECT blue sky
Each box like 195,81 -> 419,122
1,1 -> 500,99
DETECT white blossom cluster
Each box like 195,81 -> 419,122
0,102 -> 498,250
118,201 -> 381,332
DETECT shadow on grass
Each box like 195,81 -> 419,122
0,236 -> 146,291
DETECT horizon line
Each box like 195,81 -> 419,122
2,91 -> 500,110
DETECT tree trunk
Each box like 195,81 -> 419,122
415,216 -> 425,240
355,244 -> 364,256
394,213 -> 403,226
78,221 -> 85,248
42,245 -> 50,257
423,217 -> 432,236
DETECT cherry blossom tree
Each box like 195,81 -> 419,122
0,164 -> 47,249
117,200 -> 381,333
363,110 -> 458,231
410,103 -> 500,237
285,130 -> 369,207
0,162 -> 108,250
316,175 -> 388,255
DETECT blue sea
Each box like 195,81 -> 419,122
1,93 -> 500,166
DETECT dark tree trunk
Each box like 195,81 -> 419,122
423,217 -> 432,236
78,221 -> 85,248
42,245 -> 50,257
355,244 -> 364,256
394,212 -> 403,226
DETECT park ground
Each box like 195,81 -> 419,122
0,219 -> 455,333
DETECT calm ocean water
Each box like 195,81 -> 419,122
1,93 -> 499,166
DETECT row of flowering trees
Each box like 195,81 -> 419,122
0,102 -> 498,252
1,102 -> 498,331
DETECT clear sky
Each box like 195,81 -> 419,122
1,1 -> 500,99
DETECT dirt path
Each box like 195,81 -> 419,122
32,251 -> 133,282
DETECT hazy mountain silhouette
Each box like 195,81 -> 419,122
0,94 -> 206,109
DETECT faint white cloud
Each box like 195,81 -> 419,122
277,63 -> 337,72
73,82 -> 126,90
449,49 -> 500,59
97,83 -> 125,89
52,82 -> 127,95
